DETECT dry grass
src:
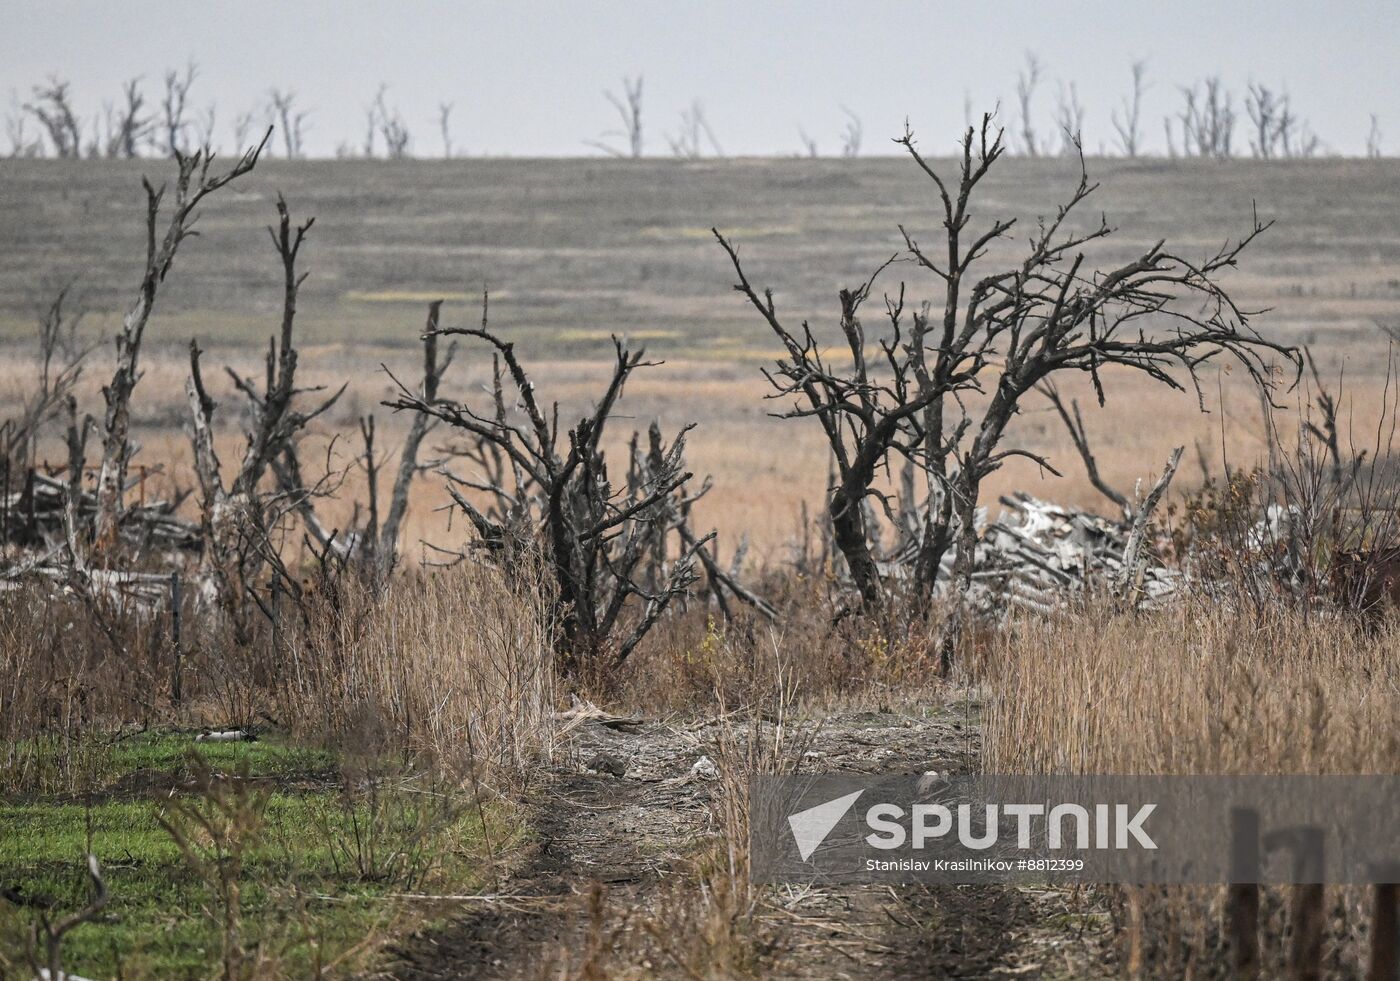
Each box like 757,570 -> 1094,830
972,601 -> 1399,976
280,561 -> 557,785
977,602 -> 1400,775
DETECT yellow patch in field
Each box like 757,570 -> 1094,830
344,290 -> 477,304
556,328 -> 681,342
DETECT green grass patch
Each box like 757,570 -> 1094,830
0,733 -> 516,979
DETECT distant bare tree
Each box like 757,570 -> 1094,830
1367,114 -> 1382,158
370,85 -> 410,159
1111,60 -> 1148,157
1244,84 -> 1318,159
587,75 -> 643,157
268,88 -> 308,158
438,101 -> 454,158
840,106 -> 863,158
1054,81 -> 1085,155
667,100 -> 723,158
231,109 -> 256,150
24,77 -> 83,158
194,104 -> 217,150
1172,77 -> 1236,159
5,99 -> 43,158
797,126 -> 818,157
93,130 -> 272,545
99,77 -> 151,158
161,61 -> 198,156
1015,52 -> 1045,156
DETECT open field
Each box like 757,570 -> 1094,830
5,157 -> 1400,555
4,156 -> 1400,357
4,155 -> 1400,979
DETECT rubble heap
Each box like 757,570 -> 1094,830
971,493 -> 1181,614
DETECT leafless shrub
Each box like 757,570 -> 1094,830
23,77 -> 83,158
666,100 -> 723,158
717,116 -> 1295,665
1014,52 -> 1045,157
797,126 -> 818,158
1168,77 -> 1236,159
839,106 -> 863,158
386,312 -> 736,668
1111,60 -> 1148,157
339,303 -> 456,581
268,87 -> 308,159
231,108 -> 256,150
186,196 -> 344,638
2,287 -> 91,482
1054,81 -> 1085,155
1246,83 -> 1320,159
161,60 -> 198,156
103,77 -> 151,159
365,84 -> 410,159
587,75 -> 643,158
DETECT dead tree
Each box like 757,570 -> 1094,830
387,318 -> 725,665
718,116 -> 1298,640
5,103 -> 43,158
232,110 -> 256,150
1039,380 -> 1131,520
840,106 -> 863,158
1245,84 -> 1319,159
438,101 -> 454,158
587,76 -> 643,158
104,77 -> 151,158
2,289 -> 90,546
1367,115 -> 1382,158
320,301 -> 459,580
368,85 -> 410,159
161,61 -> 198,156
24,77 -> 83,158
1015,52 -> 1045,157
667,101 -> 723,158
1111,60 -> 1147,157
186,197 -> 343,634
797,127 -> 819,158
1054,81 -> 1085,156
268,89 -> 308,159
93,130 -> 272,547
1171,78 -> 1236,159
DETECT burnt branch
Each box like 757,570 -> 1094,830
94,127 -> 272,546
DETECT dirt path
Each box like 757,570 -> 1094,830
378,702 -> 1110,980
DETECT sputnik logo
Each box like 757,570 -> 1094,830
788,790 -> 863,861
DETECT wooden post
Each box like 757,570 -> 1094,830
1369,867 -> 1399,981
1288,884 -> 1325,981
1230,808 -> 1261,980
169,572 -> 183,707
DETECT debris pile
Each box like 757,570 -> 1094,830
971,493 -> 1181,614
1,470 -> 198,552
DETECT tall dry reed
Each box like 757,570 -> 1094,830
282,562 -> 556,784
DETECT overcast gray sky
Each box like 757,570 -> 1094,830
5,0 -> 1398,157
